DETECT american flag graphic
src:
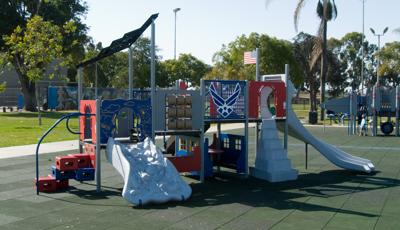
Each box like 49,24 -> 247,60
243,51 -> 257,65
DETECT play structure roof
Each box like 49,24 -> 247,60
77,13 -> 159,68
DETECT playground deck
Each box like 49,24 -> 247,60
1,126 -> 400,230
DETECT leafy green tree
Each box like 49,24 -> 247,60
328,32 -> 377,90
3,16 -> 68,111
0,82 -> 5,93
0,0 -> 89,111
0,0 -> 89,80
267,0 -> 338,119
161,54 -> 210,87
378,42 -> 400,86
207,33 -> 302,85
293,32 -> 343,112
295,0 -> 337,120
81,37 -> 171,89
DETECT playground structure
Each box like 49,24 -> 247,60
35,14 -> 376,205
323,85 -> 400,136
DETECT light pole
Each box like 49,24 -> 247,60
370,27 -> 389,86
173,7 -> 181,60
361,0 -> 366,94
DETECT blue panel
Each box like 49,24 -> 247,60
51,165 -> 76,180
100,99 -> 152,144
218,133 -> 246,174
75,168 -> 95,181
204,80 -> 246,121
47,87 -> 58,109
17,94 -> 24,109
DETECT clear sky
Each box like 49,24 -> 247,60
84,0 -> 399,64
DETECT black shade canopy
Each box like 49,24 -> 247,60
77,13 -> 159,68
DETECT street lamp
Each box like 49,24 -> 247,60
370,27 -> 389,86
360,0 -> 366,94
173,7 -> 181,60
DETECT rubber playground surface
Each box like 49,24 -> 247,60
1,126 -> 400,230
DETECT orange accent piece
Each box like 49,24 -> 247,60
84,143 -> 96,168
79,100 -> 96,142
55,156 -> 79,171
34,176 -> 57,193
167,146 -> 201,172
248,81 -> 286,118
68,153 -> 91,168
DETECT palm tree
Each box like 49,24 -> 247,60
267,0 -> 337,120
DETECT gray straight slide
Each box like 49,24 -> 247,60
277,79 -> 375,173
283,109 -> 375,173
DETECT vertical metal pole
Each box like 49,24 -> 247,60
284,64 -> 289,150
255,48 -> 260,81
200,79 -> 205,182
377,35 -> 381,86
78,67 -> 83,103
78,67 -> 83,153
305,143 -> 309,169
349,92 -> 353,135
361,0 -> 365,94
128,46 -> 133,99
174,11 -> 177,60
95,62 -> 98,99
255,48 -> 260,157
396,86 -> 399,136
95,99 -> 101,192
244,81 -> 249,176
151,20 -> 156,140
372,86 -> 377,136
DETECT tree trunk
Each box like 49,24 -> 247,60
19,74 -> 37,112
320,19 -> 328,121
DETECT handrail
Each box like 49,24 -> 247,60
35,112 -> 93,195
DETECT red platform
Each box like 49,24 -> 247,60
55,156 -> 79,171
35,176 -> 57,193
168,146 -> 201,172
55,179 -> 69,190
68,153 -> 91,168
84,143 -> 96,168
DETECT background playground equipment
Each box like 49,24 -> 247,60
323,85 -> 400,136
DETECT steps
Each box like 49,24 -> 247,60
250,119 -> 298,182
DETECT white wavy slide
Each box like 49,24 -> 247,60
106,137 -> 192,205
281,109 -> 375,173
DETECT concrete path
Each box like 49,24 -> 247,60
0,140 -> 79,160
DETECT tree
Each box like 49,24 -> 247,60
0,0 -> 89,79
0,0 -> 89,111
293,32 -> 344,111
378,42 -> 400,86
161,54 -> 210,87
0,82 -> 5,93
328,32 -> 377,91
3,16 -> 68,111
294,0 -> 338,120
293,33 -> 320,112
81,37 -> 174,89
207,33 -> 303,85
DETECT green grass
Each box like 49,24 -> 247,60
0,111 -> 78,147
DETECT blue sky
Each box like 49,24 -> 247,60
84,0 -> 399,64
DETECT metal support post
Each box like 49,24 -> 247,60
200,79 -> 205,182
95,99 -> 101,192
128,46 -> 133,99
244,81 -> 249,176
305,143 -> 308,170
150,20 -> 156,140
284,64 -> 289,150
